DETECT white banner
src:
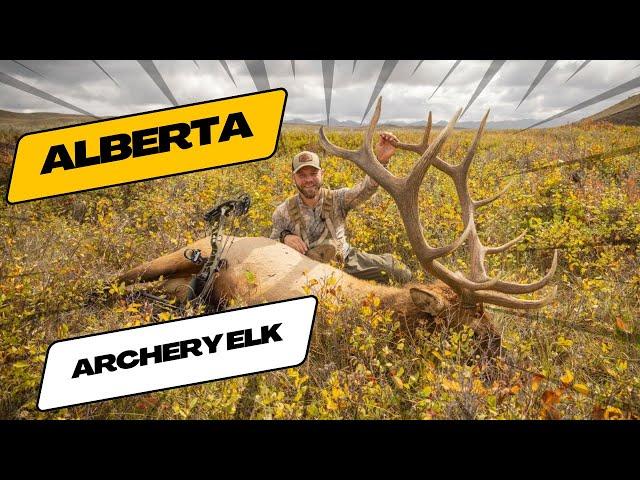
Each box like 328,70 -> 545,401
38,296 -> 317,410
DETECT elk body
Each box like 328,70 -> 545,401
118,234 -> 460,333
119,99 -> 558,354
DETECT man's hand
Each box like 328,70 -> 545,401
284,234 -> 308,254
375,131 -> 399,165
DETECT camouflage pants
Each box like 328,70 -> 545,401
343,248 -> 413,285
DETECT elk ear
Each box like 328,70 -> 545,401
409,287 -> 445,315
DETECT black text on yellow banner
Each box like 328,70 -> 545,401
7,88 -> 287,204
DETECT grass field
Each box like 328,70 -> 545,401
1,117 -> 638,419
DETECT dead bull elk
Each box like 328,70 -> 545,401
118,98 -> 558,354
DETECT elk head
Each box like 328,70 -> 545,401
319,98 -> 558,353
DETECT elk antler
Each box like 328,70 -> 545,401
319,97 -> 558,310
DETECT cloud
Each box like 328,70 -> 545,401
1,59 -> 639,124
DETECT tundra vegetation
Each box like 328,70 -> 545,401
0,115 -> 638,419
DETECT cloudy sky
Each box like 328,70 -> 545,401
1,60 -> 639,127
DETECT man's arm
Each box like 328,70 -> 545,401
269,203 -> 291,241
270,202 -> 309,254
337,131 -> 399,215
337,175 -> 380,215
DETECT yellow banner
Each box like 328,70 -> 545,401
7,88 -> 287,204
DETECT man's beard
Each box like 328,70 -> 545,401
295,181 -> 321,199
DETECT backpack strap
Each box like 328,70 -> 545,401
287,195 -> 308,244
287,190 -> 338,251
320,188 -> 338,242
309,224 -> 329,248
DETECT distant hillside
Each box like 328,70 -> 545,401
429,119 -> 541,130
285,118 -> 361,128
579,93 -> 640,126
0,111 -> 94,172
0,109 -> 95,128
284,117 -> 550,131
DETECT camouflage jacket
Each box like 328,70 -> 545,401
270,175 -> 380,258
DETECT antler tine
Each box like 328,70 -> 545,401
393,110 -> 432,154
364,97 -> 383,154
484,230 -> 527,255
318,127 -> 360,162
400,215 -> 503,293
474,179 -> 515,209
427,260 -> 502,291
319,97 -> 402,197
423,111 -> 432,149
459,109 -> 490,177
406,108 -> 462,190
486,249 -> 558,295
421,216 -> 472,261
392,109 -> 461,176
471,285 -> 558,310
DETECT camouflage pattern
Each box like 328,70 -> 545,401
270,175 -> 380,259
270,174 -> 413,284
343,249 -> 413,284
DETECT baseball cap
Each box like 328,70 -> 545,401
292,151 -> 321,173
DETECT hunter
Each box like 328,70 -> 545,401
270,132 -> 413,284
